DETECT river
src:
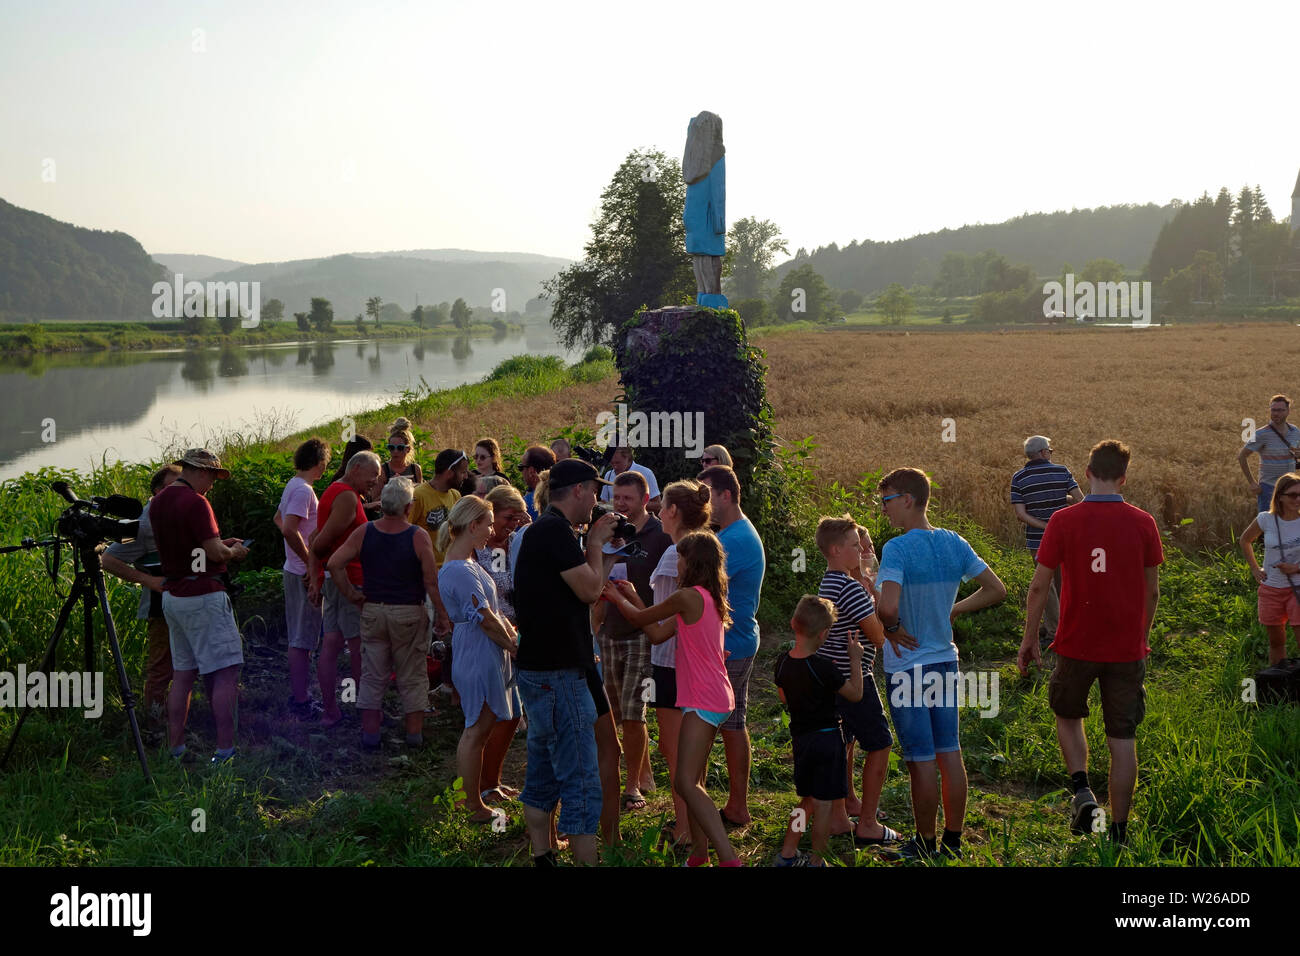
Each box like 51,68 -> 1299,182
1,327 -> 578,481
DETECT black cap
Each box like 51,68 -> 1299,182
548,458 -> 613,491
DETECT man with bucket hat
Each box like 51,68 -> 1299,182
150,448 -> 248,764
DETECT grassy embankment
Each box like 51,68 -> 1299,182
0,328 -> 1296,865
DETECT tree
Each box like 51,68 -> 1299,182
1161,266 -> 1195,313
217,311 -> 239,335
1079,258 -> 1126,285
772,264 -> 836,323
1191,249 -> 1224,305
542,148 -> 695,348
411,304 -> 425,328
877,283 -> 914,325
262,298 -> 284,327
294,311 -> 310,332
379,302 -> 406,324
723,217 -> 789,300
428,302 -> 449,327
732,297 -> 773,327
450,297 -> 472,330
354,313 -> 365,333
839,288 -> 864,314
309,297 -> 334,332
366,295 -> 382,327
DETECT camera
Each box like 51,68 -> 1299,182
571,444 -> 614,471
591,503 -> 636,541
51,481 -> 142,543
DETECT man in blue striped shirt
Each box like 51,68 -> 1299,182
1010,436 -> 1082,645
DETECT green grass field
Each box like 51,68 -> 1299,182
0,351 -> 1296,866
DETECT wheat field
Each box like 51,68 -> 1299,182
758,323 -> 1300,550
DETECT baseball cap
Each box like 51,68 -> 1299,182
174,448 -> 230,479
548,458 -> 613,491
1024,436 -> 1052,456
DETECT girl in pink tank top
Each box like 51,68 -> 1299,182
603,531 -> 742,866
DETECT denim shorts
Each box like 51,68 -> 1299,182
885,661 -> 962,762
516,668 -> 602,836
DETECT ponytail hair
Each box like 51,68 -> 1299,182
675,530 -> 731,630
437,494 -> 492,554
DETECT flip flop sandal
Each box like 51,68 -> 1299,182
469,810 -> 505,826
623,792 -> 648,813
719,809 -> 747,828
853,825 -> 902,847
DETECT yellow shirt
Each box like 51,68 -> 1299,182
410,484 -> 461,566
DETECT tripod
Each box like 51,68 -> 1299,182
0,535 -> 152,782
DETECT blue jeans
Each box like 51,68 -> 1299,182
516,668 -> 602,835
885,661 -> 962,762
1259,482 -> 1275,515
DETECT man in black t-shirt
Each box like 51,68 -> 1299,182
773,595 -> 864,867
591,470 -> 671,809
513,458 -> 619,866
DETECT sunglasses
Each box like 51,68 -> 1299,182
876,493 -> 903,505
387,443 -> 409,452
701,456 -> 717,464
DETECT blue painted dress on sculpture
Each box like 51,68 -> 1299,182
684,156 -> 728,308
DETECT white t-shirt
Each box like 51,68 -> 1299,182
649,543 -> 678,668
279,476 -> 319,575
601,462 -> 661,501
1258,511 -> 1300,589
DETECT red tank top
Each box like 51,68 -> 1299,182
317,480 -> 366,586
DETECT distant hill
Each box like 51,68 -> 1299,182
205,253 -> 569,317
151,253 -> 248,279
0,198 -> 166,321
773,203 -> 1177,295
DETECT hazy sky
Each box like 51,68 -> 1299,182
2,0 -> 1297,264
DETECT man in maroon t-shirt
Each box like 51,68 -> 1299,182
309,449 -> 381,727
149,449 -> 249,764
1018,439 -> 1163,847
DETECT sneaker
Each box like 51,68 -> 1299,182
210,748 -> 237,766
881,835 -> 937,863
1070,788 -> 1101,835
774,850 -> 809,867
287,696 -> 323,720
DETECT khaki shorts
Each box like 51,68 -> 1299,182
358,603 -> 431,712
163,590 -> 243,676
323,576 -> 361,640
1048,654 -> 1146,739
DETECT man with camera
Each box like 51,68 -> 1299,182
590,470 -> 671,811
100,463 -> 182,738
149,449 -> 248,764
513,458 -> 620,865
601,446 -> 662,515
1240,394 -> 1300,514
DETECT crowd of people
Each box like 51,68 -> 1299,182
100,393 -> 1300,865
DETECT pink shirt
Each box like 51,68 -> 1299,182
673,586 -> 735,714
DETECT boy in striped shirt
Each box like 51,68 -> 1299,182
816,514 -> 915,845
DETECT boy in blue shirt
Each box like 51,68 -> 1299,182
875,468 -> 1006,860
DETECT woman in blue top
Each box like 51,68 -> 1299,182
438,495 -> 520,823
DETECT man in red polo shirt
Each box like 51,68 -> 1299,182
149,449 -> 249,764
1018,439 -> 1162,847
309,449 -> 381,728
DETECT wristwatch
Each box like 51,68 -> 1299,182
885,621 -> 901,633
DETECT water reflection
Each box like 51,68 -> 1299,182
180,351 -> 215,389
1,329 -> 577,481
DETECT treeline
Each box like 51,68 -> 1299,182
771,203 -> 1176,296
0,198 -> 166,320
